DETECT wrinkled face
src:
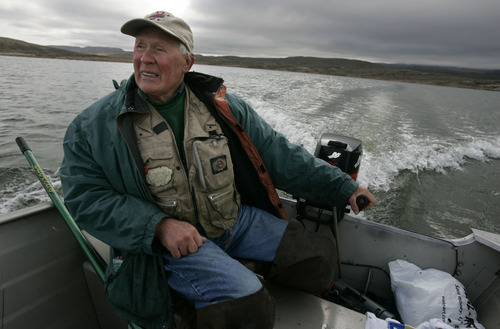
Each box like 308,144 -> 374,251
133,27 -> 193,102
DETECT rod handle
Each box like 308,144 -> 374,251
15,136 -> 31,153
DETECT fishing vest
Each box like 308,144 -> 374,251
132,87 -> 241,238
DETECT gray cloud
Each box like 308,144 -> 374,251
1,0 -> 499,69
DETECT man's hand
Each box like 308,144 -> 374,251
155,218 -> 207,259
349,185 -> 376,215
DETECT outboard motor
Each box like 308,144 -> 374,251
314,133 -> 362,181
296,133 -> 363,222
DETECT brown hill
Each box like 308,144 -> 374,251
0,37 -> 128,62
1,36 -> 499,91
195,55 -> 500,91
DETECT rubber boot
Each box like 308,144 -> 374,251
173,300 -> 196,329
267,219 -> 338,293
196,286 -> 275,329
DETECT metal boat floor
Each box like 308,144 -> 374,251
269,284 -> 367,329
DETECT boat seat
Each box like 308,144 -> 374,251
82,230 -> 111,264
80,231 -> 127,328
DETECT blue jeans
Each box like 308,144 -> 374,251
162,204 -> 288,309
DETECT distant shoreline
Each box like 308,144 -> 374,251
2,52 -> 500,92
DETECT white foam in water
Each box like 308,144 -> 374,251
0,175 -> 61,214
249,97 -> 319,153
473,135 -> 500,158
242,91 -> 500,197
359,133 -> 500,192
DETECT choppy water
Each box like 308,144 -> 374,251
1,55 -> 499,238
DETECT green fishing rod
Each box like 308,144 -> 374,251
16,137 -> 143,329
16,136 -> 106,281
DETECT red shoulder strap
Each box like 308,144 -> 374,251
214,86 -> 289,221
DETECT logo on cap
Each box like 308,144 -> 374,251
146,12 -> 168,21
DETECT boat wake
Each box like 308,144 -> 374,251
0,167 -> 61,214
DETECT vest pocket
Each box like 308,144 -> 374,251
192,136 -> 240,237
142,148 -> 180,212
141,146 -> 175,194
201,184 -> 240,237
192,136 -> 234,191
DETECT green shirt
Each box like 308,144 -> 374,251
140,83 -> 186,158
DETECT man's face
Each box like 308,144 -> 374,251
133,27 -> 193,102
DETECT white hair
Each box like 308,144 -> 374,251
179,43 -> 192,58
179,43 -> 194,65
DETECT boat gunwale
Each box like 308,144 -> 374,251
0,202 -> 54,225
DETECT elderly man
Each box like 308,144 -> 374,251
60,10 -> 376,329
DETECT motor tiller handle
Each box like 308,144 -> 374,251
356,195 -> 370,210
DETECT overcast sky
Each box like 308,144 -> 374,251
1,0 -> 499,69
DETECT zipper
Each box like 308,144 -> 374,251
208,186 -> 232,203
157,200 -> 178,207
192,140 -> 207,190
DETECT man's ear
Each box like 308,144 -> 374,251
184,53 -> 195,73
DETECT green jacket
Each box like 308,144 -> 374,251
60,72 -> 357,328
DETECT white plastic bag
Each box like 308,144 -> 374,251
365,311 -> 454,329
389,260 -> 484,329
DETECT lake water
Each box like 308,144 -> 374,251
1,55 -> 499,239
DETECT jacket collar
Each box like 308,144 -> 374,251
124,74 -> 149,114
184,71 -> 224,94
124,72 -> 224,114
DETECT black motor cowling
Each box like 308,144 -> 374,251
314,133 -> 362,181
